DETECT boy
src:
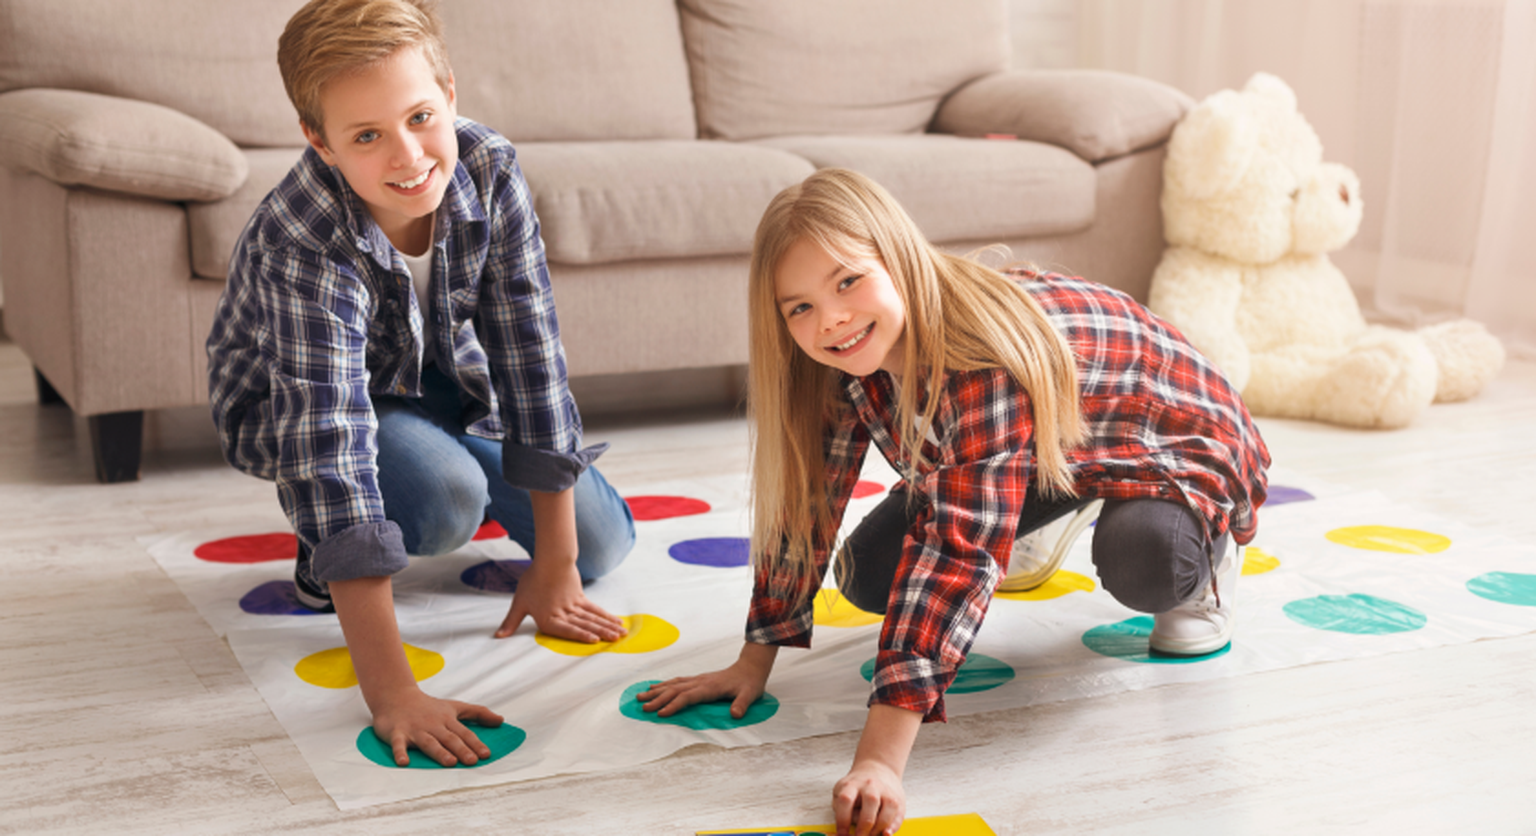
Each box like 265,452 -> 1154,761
206,0 -> 635,768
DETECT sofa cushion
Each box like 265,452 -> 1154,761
754,134 -> 1095,243
188,148 -> 306,280
0,0 -> 302,149
679,0 -> 1009,140
0,89 -> 249,202
516,141 -> 815,265
443,0 -> 697,142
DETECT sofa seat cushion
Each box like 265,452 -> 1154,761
188,148 -> 304,280
754,134 -> 1095,244
516,141 -> 815,265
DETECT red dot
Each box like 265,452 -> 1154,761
625,495 -> 712,521
194,533 -> 297,564
473,520 -> 507,540
851,480 -> 886,499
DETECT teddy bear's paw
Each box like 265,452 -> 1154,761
1419,319 -> 1507,402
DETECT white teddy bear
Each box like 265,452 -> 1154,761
1148,72 -> 1505,429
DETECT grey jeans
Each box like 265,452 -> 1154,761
835,485 -> 1226,616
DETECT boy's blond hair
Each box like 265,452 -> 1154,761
748,168 -> 1085,588
278,0 -> 452,137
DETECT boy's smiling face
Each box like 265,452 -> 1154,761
303,45 -> 457,255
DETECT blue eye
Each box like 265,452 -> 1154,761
355,130 -> 379,144
410,111 -> 430,125
786,303 -> 809,317
839,275 -> 862,290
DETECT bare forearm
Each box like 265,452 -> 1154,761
527,487 -> 578,566
737,641 -> 780,678
854,703 -> 923,777
330,576 -> 417,711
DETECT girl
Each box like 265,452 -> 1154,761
639,169 -> 1269,835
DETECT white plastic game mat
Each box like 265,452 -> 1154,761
143,464 -> 1536,809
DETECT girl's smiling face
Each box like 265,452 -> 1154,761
774,236 -> 907,379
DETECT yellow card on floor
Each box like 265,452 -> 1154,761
697,812 -> 995,835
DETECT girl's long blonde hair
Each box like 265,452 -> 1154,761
748,168 -> 1085,586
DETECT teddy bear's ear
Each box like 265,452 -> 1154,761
1244,72 -> 1298,112
1166,89 -> 1259,199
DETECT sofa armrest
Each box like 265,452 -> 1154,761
933,69 -> 1196,163
0,88 -> 248,201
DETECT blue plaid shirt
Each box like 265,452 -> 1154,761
207,118 -> 601,586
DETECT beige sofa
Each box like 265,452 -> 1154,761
0,0 -> 1193,482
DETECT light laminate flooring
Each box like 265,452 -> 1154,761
2,328 -> 1534,835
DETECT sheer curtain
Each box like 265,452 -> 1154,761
1076,0 -> 1536,358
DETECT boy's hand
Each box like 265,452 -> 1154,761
370,687 -> 504,768
833,760 -> 906,836
494,558 -> 626,642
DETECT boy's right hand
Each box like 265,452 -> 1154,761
370,687 -> 505,768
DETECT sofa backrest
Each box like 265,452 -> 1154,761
678,0 -> 1010,140
0,0 -> 696,148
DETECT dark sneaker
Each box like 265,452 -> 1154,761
293,542 -> 335,613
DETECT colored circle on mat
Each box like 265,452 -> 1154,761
995,570 -> 1096,601
851,480 -> 886,499
356,721 -> 526,769
1466,572 -> 1536,607
1267,485 -> 1316,505
620,680 -> 779,730
859,653 -> 1015,694
295,643 -> 445,689
814,589 -> 882,627
1282,594 -> 1427,634
238,580 -> 323,616
1082,616 -> 1230,664
1325,525 -> 1450,554
669,537 -> 750,567
1242,547 -> 1280,576
194,533 -> 296,564
460,559 -> 531,593
535,614 -> 679,656
626,495 -> 711,521
472,520 -> 507,540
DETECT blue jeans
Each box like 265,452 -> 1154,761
373,365 -> 634,581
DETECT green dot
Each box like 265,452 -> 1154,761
1467,572 -> 1536,607
355,720 -> 526,769
858,652 -> 1015,693
1081,616 -> 1231,664
1282,594 -> 1427,634
620,680 -> 779,730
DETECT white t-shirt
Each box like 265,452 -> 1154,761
400,243 -> 436,368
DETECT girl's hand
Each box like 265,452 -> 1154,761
494,558 -> 626,642
833,759 -> 906,836
637,643 -> 779,718
369,687 -> 504,768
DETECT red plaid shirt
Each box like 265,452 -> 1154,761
746,273 -> 1270,721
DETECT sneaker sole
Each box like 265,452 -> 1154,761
997,499 -> 1104,592
1148,618 -> 1234,656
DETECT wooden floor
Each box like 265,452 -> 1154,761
2,327 -> 1533,835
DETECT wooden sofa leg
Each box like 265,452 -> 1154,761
88,411 -> 144,483
34,368 -> 64,405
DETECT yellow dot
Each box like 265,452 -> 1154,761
995,569 -> 1096,601
813,589 -> 883,627
1326,525 -> 1451,554
535,614 -> 679,656
1242,546 -> 1280,575
294,643 -> 444,689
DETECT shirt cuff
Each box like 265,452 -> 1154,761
311,521 -> 410,584
868,649 -> 957,723
501,441 -> 608,493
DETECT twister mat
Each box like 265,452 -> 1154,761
143,464 -> 1536,809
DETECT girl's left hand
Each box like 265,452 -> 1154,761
833,759 -> 906,836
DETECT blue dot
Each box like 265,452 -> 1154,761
460,560 -> 530,593
239,580 -> 323,616
1466,572 -> 1536,607
668,537 -> 751,567
1283,594 -> 1427,634
1081,616 -> 1231,664
1267,485 -> 1316,505
859,653 -> 1015,693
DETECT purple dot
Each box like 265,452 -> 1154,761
460,559 -> 530,593
238,580 -> 323,616
1268,485 -> 1317,506
668,537 -> 751,567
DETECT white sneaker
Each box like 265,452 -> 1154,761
998,499 -> 1104,592
1150,536 -> 1240,656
